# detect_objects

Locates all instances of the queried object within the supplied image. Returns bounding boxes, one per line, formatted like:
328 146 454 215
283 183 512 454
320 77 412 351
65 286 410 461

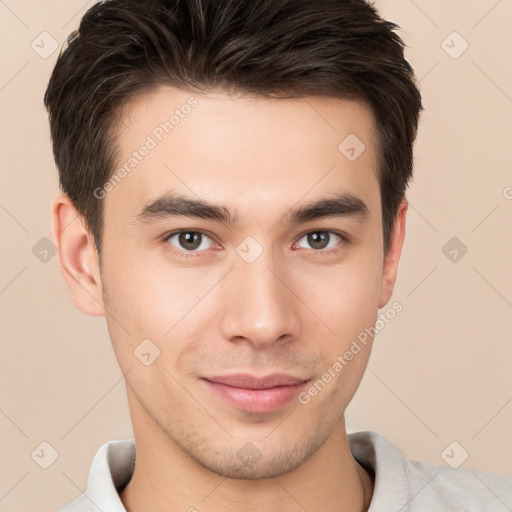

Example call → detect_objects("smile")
201 373 311 413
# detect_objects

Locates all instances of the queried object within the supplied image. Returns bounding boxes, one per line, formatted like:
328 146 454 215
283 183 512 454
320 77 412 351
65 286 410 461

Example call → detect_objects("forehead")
105 86 381 227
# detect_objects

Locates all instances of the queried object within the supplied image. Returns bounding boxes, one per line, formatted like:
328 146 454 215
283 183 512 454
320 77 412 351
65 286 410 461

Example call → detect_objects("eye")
294 231 344 252
163 229 346 257
164 230 216 254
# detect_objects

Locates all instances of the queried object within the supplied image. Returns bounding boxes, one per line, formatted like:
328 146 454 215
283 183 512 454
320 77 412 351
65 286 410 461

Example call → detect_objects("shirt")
59 430 512 511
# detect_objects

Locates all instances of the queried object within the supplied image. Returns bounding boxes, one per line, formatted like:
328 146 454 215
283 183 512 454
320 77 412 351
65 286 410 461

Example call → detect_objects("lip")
201 373 310 413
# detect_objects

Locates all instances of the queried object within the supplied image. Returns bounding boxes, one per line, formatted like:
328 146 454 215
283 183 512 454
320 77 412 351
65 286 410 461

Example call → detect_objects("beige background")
1 1 511 510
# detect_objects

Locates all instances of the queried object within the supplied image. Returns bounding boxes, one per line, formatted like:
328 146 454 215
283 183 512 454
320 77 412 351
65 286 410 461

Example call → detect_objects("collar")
64 430 410 511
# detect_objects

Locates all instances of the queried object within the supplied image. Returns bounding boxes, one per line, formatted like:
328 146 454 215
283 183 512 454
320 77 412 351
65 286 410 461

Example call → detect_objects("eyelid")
296 228 350 244
162 228 349 257
293 230 347 253
162 228 218 257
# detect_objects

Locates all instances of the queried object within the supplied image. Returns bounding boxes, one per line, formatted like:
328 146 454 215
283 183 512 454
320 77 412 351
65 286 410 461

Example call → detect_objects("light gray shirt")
60 431 512 511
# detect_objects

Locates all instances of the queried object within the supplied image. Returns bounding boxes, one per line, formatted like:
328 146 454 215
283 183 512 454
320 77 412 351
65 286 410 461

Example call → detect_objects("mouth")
200 373 311 413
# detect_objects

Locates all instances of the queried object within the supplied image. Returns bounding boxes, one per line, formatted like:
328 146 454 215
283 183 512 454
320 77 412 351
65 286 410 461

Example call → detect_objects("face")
94 87 399 478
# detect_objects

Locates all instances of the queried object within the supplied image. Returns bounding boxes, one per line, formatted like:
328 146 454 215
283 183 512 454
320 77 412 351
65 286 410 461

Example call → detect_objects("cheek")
101 230 383 361
298 252 383 343
102 246 213 332
101 254 230 382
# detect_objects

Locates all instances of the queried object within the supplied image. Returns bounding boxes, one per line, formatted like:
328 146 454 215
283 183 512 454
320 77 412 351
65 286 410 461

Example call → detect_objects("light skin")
51 86 407 512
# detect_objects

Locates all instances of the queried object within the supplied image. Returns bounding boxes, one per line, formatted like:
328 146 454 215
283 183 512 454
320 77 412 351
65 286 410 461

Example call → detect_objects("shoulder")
348 430 512 511
403 456 512 510
58 439 135 512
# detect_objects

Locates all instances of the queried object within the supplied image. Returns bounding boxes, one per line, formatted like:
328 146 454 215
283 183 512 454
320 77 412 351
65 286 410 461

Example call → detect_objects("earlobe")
51 192 106 317
378 198 408 309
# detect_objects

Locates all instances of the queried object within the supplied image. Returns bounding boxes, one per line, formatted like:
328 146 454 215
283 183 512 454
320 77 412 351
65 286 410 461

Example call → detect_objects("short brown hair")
44 0 423 260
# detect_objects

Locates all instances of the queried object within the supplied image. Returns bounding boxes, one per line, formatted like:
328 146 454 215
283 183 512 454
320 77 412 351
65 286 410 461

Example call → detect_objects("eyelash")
162 229 348 258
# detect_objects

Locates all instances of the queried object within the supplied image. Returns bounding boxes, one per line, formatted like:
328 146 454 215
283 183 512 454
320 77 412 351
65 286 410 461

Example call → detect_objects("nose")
219 249 301 349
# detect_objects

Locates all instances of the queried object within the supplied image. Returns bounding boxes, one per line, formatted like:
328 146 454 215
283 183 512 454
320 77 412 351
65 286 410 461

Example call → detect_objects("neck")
120 389 373 512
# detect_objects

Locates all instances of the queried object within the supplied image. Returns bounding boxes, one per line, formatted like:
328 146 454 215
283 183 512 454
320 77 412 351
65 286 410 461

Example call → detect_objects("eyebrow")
135 190 369 227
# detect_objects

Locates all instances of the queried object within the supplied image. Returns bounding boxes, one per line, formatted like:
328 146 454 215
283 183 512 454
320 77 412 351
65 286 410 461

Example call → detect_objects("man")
46 0 512 510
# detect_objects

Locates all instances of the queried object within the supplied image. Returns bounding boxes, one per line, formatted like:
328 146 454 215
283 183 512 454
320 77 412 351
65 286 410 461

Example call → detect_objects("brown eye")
165 231 214 253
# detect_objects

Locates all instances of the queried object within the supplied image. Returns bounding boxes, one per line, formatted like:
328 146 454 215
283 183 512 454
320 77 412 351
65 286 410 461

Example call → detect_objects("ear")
378 197 408 309
50 192 105 316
